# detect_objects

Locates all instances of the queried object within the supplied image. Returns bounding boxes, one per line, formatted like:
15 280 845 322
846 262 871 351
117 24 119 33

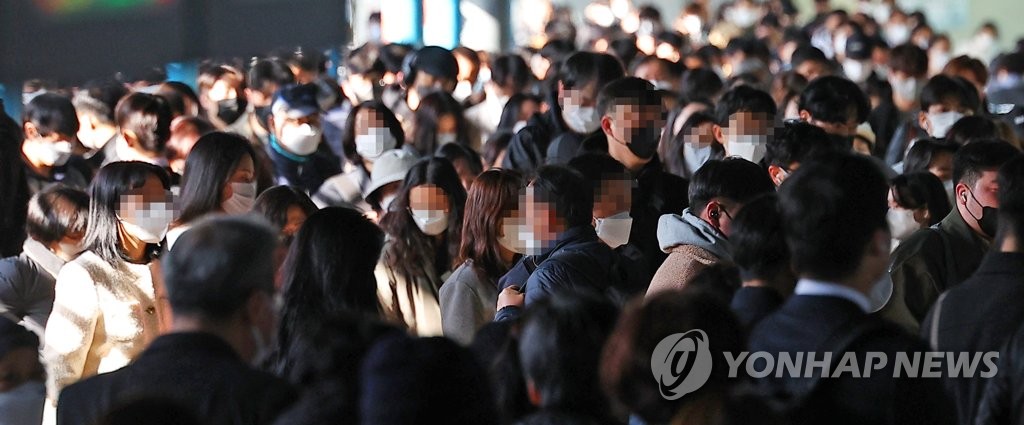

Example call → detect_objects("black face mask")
624 126 660 159
216 98 247 124
967 190 999 238
254 106 272 130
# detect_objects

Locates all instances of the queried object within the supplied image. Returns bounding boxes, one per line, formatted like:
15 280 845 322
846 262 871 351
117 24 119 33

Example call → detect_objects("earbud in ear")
710 210 720 219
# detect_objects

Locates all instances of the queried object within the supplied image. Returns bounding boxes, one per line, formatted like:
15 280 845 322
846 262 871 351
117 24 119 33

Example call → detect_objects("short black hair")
74 79 129 125
765 121 838 168
25 184 89 245
568 153 629 195
714 85 776 126
531 165 593 228
344 44 386 76
115 92 172 155
891 172 951 227
23 93 79 137
946 115 999 147
724 37 771 64
779 153 888 281
688 158 775 213
163 215 277 321
490 54 532 93
904 139 958 177
790 45 829 69
798 76 870 124
519 291 619 415
919 75 980 113
889 43 929 77
596 77 661 117
731 194 788 281
680 68 724 103
559 52 625 91
953 139 1020 186
248 58 295 92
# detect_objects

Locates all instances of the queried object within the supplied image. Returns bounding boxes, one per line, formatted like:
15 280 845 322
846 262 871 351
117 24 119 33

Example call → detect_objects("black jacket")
501 91 596 175
749 294 955 425
730 286 784 329
57 332 297 425
628 156 689 272
266 136 341 194
976 319 1024 425
921 252 1024 425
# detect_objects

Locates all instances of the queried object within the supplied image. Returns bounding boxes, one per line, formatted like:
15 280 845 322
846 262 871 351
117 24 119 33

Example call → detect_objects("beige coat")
646 245 721 297
42 251 163 400
375 249 446 337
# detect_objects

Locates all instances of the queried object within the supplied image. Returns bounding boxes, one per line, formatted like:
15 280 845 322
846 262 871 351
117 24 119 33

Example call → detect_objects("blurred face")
525 186 561 248
888 188 930 227
221 155 256 200
207 78 242 104
928 150 954 182
409 184 450 213
593 178 632 220
283 205 308 237
519 99 540 121
271 112 321 141
634 62 674 91
21 125 76 168
436 114 458 135
796 60 828 82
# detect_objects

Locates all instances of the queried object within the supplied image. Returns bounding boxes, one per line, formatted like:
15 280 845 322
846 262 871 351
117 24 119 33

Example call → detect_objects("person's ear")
557 81 566 100
798 109 812 123
956 182 969 206
768 165 785 187
600 114 615 137
713 124 725 144
704 200 722 228
23 122 40 140
122 129 138 148
918 111 930 135
526 380 543 407
916 207 931 224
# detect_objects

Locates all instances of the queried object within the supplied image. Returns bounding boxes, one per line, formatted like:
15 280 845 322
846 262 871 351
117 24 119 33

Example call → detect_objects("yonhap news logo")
651 329 1000 400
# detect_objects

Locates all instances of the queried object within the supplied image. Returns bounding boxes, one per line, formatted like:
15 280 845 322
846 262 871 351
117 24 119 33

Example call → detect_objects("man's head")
689 158 775 237
798 76 870 137
953 139 1021 239
21 93 79 169
917 75 979 139
558 52 625 135
73 80 128 151
887 43 929 110
526 165 593 252
713 85 776 163
596 77 666 172
269 84 323 157
26 185 89 261
246 58 295 127
197 64 247 127
404 46 459 110
730 194 793 292
765 121 839 186
162 215 279 362
114 92 172 163
569 154 633 248
632 56 680 92
791 45 831 82
995 155 1024 248
779 153 889 289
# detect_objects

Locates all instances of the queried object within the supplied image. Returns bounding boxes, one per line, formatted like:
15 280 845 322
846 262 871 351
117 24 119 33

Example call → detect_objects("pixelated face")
409 184 450 213
117 174 174 222
594 178 632 219
283 205 308 237
612 103 666 137
562 80 600 109
524 186 560 249
685 121 716 148
208 78 242 103
355 108 388 136
725 111 771 139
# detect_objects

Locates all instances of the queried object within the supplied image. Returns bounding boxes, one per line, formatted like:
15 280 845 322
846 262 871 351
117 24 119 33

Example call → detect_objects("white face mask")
890 76 922 102
410 208 449 236
223 181 257 215
498 219 527 255
27 140 73 167
436 132 458 147
279 123 323 156
595 211 633 249
927 111 964 138
843 60 871 83
886 24 911 46
562 104 601 134
726 6 761 28
726 135 768 163
355 127 397 160
930 51 952 73
649 80 674 91
119 201 175 244
833 33 849 58
887 207 922 241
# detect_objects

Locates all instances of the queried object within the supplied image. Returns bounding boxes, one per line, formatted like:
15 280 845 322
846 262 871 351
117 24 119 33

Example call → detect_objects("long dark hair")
458 169 523 282
176 132 255 226
412 92 471 156
278 207 385 365
85 161 171 264
380 157 466 309
661 111 718 178
0 103 28 257
341 101 405 167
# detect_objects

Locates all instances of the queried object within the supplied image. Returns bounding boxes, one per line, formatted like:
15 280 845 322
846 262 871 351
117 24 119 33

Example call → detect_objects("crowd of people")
3 0 1024 424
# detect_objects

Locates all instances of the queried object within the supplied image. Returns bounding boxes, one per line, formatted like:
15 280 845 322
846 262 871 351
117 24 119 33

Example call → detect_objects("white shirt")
794 278 872 313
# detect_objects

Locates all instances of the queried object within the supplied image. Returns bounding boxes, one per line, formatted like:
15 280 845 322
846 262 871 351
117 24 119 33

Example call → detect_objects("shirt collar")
269 135 310 163
794 278 872 313
21 239 66 278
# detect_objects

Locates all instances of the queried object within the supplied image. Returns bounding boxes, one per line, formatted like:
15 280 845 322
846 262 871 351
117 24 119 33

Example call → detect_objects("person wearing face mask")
464 54 532 146
887 74 979 166
584 78 690 274
410 92 473 155
986 52 1024 140
841 32 878 86
887 173 951 251
73 80 129 172
21 93 92 195
376 158 466 336
265 84 340 194
0 186 89 339
381 46 459 130
55 216 297 425
439 169 522 345
569 154 653 298
502 52 625 174
662 112 722 180
341 44 386 106
239 58 295 147
314 102 406 210
713 86 777 165
165 133 258 250
494 166 624 322
882 44 930 163
647 158 774 298
197 65 250 131
43 162 174 405
881 140 1020 333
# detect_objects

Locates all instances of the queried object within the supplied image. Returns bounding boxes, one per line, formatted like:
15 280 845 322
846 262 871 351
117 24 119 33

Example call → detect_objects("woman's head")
412 92 470 156
281 207 385 324
85 161 172 264
177 132 257 225
253 185 318 242
496 93 542 133
903 139 958 182
458 169 523 281
888 172 951 240
662 111 718 178
436 143 484 190
342 101 405 168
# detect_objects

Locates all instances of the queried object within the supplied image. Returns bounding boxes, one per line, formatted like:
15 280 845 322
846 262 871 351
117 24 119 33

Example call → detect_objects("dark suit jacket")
749 294 955 425
921 252 1024 425
57 332 296 425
